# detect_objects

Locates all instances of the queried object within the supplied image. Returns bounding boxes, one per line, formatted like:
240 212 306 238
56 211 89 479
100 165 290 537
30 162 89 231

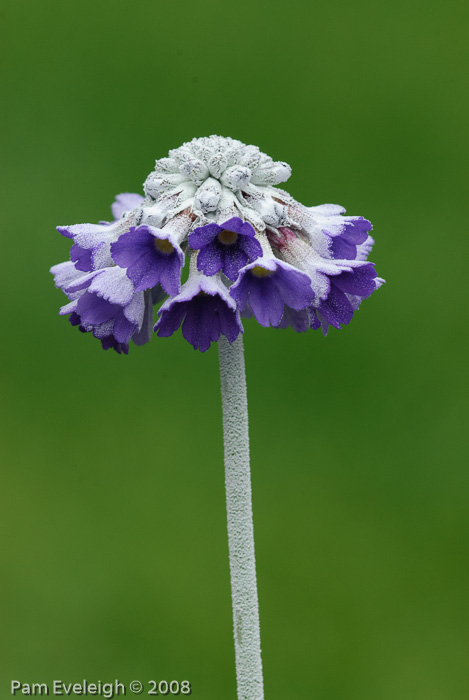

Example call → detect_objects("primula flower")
51 135 384 352
110 223 185 296
230 254 315 327
155 258 243 352
188 217 262 281
52 264 154 354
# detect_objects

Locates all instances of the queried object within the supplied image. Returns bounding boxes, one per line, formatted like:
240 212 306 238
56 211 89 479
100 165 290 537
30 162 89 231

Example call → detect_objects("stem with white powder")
218 334 264 700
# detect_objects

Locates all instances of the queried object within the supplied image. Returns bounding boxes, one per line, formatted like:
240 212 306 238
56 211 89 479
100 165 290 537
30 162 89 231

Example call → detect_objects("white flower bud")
208 153 228 179
144 173 186 198
179 158 210 184
155 157 179 173
251 162 291 185
138 204 166 228
252 198 288 227
221 166 252 191
240 146 261 171
194 177 222 213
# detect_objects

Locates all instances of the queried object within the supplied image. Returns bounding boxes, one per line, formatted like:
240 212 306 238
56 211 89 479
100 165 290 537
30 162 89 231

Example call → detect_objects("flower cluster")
51 136 384 353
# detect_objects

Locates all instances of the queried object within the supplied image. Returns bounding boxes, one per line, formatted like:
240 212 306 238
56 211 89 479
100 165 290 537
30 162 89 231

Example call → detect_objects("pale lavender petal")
88 267 135 305
59 300 78 316
51 261 88 291
123 290 145 326
356 235 375 261
64 269 104 294
77 294 120 325
111 193 144 220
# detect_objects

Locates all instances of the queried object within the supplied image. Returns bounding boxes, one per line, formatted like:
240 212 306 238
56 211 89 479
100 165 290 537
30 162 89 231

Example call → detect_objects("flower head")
51 135 384 352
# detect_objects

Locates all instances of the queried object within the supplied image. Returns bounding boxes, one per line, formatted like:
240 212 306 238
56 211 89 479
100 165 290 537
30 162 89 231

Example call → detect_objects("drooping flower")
110 213 190 296
51 262 154 354
155 257 243 352
229 235 315 328
269 224 383 334
51 135 384 352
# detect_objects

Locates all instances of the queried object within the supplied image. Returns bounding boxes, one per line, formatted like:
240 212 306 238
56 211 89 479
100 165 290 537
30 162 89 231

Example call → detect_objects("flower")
51 135 384 353
188 217 262 281
51 263 154 354
110 222 186 296
229 244 315 328
155 258 243 352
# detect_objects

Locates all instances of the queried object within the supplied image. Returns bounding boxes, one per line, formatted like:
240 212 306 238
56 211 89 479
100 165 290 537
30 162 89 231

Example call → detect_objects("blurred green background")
1 0 468 697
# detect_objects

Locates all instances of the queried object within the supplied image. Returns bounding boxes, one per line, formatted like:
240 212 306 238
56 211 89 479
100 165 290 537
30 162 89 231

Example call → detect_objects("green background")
1 0 468 698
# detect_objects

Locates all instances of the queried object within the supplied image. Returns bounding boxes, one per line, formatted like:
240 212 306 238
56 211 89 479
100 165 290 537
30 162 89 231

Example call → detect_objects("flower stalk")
218 335 264 700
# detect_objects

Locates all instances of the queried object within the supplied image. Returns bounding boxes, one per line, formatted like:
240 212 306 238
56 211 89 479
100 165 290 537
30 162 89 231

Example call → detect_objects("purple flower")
329 217 373 260
51 260 89 295
58 266 153 352
155 266 243 352
309 263 383 334
229 257 315 328
270 226 382 333
188 217 262 281
111 225 184 296
57 193 144 273
286 205 373 261
51 193 165 354
57 222 117 272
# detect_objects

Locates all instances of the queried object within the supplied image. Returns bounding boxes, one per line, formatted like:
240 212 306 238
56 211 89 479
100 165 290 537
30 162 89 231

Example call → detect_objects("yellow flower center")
251 265 274 278
155 238 175 254
217 229 238 246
